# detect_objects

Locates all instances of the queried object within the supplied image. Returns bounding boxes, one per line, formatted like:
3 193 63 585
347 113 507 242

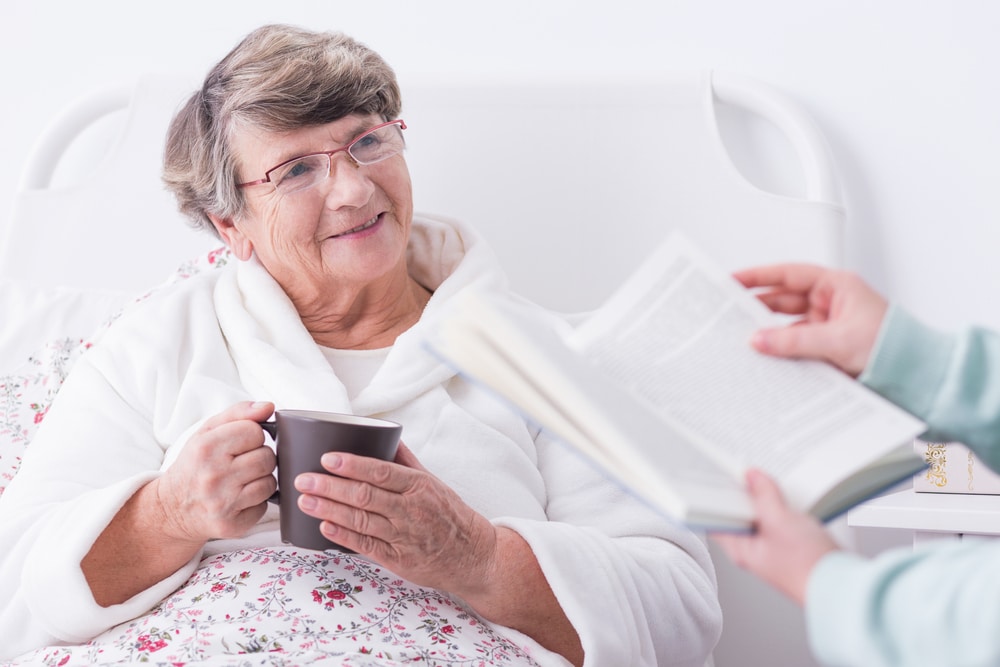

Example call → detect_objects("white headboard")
0 70 843 312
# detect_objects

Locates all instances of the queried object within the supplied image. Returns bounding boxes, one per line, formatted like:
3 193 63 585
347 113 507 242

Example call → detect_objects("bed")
0 70 844 665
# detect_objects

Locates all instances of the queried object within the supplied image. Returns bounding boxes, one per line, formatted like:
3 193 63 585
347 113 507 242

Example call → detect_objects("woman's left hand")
295 442 584 664
293 442 499 594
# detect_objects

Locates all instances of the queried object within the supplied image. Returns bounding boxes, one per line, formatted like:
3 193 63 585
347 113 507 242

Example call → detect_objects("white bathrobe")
0 215 721 665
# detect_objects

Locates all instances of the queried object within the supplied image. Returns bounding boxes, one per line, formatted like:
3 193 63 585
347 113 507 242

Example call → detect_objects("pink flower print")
207 247 230 266
136 633 168 652
31 403 49 424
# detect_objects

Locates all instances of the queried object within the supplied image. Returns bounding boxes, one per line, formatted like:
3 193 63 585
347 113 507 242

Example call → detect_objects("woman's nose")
321 154 374 208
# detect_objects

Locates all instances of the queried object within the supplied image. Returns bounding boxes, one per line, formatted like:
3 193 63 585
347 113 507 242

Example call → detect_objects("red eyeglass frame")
236 119 407 189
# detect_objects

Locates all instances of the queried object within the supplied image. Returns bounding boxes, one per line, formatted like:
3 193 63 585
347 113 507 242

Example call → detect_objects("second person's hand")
733 263 889 376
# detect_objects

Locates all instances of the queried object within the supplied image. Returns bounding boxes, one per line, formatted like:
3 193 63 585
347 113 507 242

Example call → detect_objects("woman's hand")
155 401 277 543
711 469 840 605
733 263 888 377
84 401 277 606
294 443 585 664
294 442 498 593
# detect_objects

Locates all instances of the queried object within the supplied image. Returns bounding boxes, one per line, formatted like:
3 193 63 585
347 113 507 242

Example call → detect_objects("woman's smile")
328 213 382 239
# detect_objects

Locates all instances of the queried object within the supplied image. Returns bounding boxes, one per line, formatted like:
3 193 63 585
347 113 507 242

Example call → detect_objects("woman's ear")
208 213 253 261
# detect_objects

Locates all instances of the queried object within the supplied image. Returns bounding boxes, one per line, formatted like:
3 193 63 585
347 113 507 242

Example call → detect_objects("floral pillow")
0 246 231 496
0 336 91 495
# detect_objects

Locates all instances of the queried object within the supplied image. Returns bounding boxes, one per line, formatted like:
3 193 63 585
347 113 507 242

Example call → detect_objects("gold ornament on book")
923 442 948 487
968 449 976 492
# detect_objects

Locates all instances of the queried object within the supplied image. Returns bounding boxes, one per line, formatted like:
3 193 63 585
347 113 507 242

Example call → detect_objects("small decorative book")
913 439 1000 495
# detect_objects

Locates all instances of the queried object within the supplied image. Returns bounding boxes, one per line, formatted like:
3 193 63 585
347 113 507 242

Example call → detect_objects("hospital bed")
0 70 843 666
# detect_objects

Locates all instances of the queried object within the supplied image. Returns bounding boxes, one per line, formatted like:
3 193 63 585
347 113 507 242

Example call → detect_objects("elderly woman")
0 24 721 666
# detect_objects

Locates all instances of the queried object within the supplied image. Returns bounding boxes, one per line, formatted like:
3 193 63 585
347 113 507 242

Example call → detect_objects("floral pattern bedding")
0 247 547 667
6 548 543 666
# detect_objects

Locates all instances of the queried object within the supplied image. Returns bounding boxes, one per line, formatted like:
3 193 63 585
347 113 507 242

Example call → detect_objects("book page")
567 232 926 509
429 291 754 527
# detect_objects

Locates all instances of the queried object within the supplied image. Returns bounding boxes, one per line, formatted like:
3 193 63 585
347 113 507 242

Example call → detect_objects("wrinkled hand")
711 469 839 605
294 442 499 595
733 263 888 376
155 401 277 543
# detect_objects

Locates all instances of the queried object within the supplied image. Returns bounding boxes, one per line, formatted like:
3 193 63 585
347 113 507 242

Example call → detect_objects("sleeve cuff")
859 305 955 420
493 516 721 667
22 473 203 642
805 550 872 664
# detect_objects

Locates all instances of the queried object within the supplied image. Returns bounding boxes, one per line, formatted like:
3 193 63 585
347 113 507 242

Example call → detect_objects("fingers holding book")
733 263 889 377
710 468 840 606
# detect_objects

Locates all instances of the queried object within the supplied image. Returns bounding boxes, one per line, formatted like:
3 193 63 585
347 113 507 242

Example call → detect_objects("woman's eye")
272 158 323 190
353 134 382 157
283 160 315 181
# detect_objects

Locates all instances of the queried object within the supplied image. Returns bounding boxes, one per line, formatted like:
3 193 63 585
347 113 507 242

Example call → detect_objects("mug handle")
259 420 280 504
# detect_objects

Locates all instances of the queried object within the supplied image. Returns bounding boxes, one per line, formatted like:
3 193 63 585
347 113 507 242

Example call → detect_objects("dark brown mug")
260 409 402 551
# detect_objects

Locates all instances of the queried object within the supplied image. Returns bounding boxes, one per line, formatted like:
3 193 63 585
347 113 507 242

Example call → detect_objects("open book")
427 233 927 530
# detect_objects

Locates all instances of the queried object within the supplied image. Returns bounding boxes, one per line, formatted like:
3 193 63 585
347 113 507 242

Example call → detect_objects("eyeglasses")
237 119 407 195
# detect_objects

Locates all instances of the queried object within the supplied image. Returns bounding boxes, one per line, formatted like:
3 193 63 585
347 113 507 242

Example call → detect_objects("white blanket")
0 215 721 665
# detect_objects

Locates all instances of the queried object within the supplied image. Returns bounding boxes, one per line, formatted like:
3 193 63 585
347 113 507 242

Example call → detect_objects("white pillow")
0 280 130 375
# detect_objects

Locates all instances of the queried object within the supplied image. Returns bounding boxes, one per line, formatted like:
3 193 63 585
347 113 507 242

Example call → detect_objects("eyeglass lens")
270 124 405 194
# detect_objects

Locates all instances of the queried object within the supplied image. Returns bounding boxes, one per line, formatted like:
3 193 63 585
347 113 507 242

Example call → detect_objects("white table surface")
848 488 1000 536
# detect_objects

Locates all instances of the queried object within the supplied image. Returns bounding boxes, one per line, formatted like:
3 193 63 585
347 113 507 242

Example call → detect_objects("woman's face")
213 114 414 304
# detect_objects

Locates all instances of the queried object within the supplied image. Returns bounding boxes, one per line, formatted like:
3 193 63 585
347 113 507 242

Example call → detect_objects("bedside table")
848 487 1000 547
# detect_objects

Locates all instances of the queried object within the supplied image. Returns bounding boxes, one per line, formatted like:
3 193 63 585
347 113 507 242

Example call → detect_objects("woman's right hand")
154 401 277 543
83 401 278 607
733 263 888 377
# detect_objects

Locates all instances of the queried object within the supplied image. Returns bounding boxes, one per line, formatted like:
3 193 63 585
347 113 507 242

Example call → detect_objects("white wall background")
3 2 999 665
5 1 1000 331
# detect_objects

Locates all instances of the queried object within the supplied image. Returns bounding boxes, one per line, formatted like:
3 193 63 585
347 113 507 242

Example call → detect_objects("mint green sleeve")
807 540 1000 666
860 305 1000 471
805 305 1000 666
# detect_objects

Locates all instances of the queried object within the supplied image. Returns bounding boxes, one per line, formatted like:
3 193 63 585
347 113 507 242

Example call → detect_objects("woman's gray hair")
163 24 402 234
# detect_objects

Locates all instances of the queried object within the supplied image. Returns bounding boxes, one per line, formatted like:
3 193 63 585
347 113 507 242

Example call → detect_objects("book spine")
913 439 1000 495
